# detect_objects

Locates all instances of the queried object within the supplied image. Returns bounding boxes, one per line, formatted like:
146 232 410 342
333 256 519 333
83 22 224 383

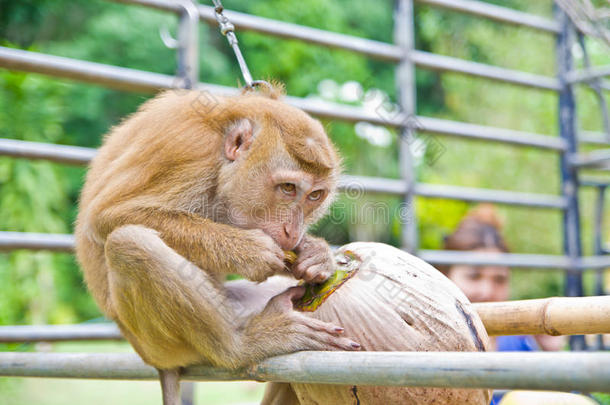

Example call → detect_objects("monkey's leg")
104 224 247 370
105 225 357 371
158 368 181 405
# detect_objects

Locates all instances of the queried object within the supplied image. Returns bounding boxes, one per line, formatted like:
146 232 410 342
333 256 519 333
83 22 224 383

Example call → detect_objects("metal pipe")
555 6 585 350
111 0 403 62
0 125 571 163
567 64 610 84
0 232 74 252
0 138 96 165
112 0 562 63
1 351 609 392
410 50 561 91
575 33 610 143
414 183 567 209
395 0 418 253
175 0 199 89
0 324 122 343
113 0 562 91
419 249 610 270
342 175 567 209
414 0 560 33
0 139 571 208
0 137 572 207
580 130 610 145
0 48 569 151
339 175 407 195
0 46 175 93
416 116 567 150
4 230 609 269
570 149 610 169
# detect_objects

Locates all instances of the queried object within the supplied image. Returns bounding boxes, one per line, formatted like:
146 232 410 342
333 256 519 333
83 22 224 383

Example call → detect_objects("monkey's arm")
95 203 285 281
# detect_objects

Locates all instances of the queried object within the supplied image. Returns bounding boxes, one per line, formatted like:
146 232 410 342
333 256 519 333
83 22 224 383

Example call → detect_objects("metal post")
180 381 195 405
593 185 607 350
176 0 199 89
394 0 419 253
555 4 585 350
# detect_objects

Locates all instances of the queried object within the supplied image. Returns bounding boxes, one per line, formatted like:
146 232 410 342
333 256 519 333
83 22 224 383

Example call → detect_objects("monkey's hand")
291 235 334 283
237 229 286 282
242 286 361 357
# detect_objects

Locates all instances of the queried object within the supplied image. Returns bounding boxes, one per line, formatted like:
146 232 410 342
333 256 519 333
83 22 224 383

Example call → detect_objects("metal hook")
250 80 273 92
159 24 179 49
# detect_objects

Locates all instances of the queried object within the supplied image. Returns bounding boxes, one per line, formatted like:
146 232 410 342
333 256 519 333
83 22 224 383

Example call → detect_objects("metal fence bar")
414 183 567 209
111 0 404 62
416 116 567 150
410 50 560 91
0 324 122 342
555 6 586 351
0 232 74 252
339 175 407 195
0 46 177 94
0 125 569 160
570 149 610 169
414 0 560 33
0 139 571 208
175 0 199 89
0 48 572 151
114 0 562 91
342 175 567 210
1 351 609 392
4 230 609 269
0 138 96 165
419 249 610 270
580 130 610 145
395 0 419 253
567 65 610 84
0 139 570 208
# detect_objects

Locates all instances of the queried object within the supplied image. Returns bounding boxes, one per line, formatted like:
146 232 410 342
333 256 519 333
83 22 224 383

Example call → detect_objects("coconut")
262 242 491 405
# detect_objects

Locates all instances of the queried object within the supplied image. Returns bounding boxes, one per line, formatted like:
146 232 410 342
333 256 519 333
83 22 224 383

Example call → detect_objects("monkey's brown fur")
75 89 359 371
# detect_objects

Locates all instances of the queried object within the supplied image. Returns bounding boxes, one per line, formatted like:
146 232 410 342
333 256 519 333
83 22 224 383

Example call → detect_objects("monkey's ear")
224 119 254 161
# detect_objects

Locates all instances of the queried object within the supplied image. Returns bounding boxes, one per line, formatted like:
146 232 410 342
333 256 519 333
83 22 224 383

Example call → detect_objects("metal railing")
0 0 609 287
2 351 610 392
1 0 610 394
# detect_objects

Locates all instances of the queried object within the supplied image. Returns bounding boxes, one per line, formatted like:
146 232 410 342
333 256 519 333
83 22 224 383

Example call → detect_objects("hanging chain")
212 0 270 90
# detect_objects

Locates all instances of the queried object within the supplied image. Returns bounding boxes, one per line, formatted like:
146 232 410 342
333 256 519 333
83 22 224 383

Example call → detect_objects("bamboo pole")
0 297 608 342
474 296 610 336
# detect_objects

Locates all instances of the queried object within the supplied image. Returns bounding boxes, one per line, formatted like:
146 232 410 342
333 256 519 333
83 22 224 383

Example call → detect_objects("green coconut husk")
293 250 361 312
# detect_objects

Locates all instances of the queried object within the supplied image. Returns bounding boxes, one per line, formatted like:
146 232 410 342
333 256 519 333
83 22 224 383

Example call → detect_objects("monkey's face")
217 116 339 251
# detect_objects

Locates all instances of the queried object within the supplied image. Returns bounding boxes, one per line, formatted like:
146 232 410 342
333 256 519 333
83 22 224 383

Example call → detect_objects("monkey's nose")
281 223 300 250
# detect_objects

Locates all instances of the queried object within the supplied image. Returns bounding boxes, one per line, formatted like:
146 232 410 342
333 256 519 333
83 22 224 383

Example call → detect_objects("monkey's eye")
307 190 324 201
279 183 297 196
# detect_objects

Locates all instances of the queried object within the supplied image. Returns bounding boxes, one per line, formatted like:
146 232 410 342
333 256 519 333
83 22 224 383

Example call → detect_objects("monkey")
74 88 361 402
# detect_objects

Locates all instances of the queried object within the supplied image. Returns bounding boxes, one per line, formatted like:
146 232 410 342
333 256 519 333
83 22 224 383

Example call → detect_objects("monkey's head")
215 95 341 250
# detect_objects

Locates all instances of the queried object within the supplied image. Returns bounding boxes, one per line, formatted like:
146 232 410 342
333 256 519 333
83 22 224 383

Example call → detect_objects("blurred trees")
0 0 608 325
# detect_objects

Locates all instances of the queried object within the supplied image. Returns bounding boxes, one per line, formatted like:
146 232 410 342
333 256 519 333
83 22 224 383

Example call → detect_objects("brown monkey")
74 89 360 392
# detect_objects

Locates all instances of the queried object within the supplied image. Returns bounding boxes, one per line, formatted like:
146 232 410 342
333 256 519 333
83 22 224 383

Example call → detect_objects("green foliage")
0 70 100 325
1 0 609 327
593 393 610 405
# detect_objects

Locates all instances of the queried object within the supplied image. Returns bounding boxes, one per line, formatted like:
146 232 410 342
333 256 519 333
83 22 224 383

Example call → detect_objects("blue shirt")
491 336 539 405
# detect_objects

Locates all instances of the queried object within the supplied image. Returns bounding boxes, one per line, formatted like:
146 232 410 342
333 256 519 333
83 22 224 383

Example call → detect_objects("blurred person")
438 204 565 404
439 204 564 351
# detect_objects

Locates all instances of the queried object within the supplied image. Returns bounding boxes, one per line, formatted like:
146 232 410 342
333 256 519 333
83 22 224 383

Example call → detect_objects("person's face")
446 249 510 303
